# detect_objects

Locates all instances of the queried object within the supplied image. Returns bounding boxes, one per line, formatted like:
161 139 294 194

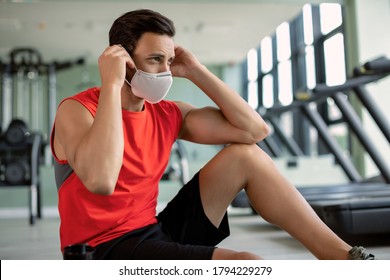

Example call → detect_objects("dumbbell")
5 119 30 146
4 159 30 185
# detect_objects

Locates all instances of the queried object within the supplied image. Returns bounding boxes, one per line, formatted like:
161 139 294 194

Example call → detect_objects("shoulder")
63 87 99 103
58 87 100 117
172 101 195 120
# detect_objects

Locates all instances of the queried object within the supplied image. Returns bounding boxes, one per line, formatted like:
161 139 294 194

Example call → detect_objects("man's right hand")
98 45 135 89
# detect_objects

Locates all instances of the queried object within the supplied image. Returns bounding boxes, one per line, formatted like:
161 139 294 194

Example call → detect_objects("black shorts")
93 172 230 260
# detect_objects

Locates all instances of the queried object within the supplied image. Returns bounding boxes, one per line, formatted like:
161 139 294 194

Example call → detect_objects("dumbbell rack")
0 134 43 225
1 47 83 225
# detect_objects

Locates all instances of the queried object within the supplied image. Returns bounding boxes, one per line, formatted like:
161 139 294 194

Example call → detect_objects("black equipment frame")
257 56 390 235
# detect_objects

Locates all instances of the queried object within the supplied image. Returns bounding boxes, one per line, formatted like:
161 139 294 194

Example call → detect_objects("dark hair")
109 9 176 55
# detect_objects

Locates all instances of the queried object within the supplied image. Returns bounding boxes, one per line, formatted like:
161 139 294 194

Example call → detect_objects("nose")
160 63 170 72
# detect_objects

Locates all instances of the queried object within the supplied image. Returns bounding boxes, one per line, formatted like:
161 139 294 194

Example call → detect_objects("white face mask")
125 68 173 104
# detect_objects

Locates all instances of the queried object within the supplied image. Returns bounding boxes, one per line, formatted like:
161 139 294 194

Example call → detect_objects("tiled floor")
0 207 389 260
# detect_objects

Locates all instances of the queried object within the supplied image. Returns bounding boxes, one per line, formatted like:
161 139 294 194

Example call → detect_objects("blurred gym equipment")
161 140 190 185
234 56 390 235
0 48 84 224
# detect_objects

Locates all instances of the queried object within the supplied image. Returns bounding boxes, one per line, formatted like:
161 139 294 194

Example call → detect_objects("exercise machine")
233 56 390 235
0 48 84 224
296 56 390 235
0 119 44 224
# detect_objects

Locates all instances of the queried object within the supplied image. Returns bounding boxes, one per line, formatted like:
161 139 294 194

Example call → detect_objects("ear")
125 64 137 82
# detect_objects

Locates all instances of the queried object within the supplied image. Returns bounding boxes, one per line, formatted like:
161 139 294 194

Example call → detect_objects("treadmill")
295 56 390 235
233 56 390 235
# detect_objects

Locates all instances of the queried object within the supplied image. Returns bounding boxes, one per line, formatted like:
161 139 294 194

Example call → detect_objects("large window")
246 48 259 109
244 3 347 155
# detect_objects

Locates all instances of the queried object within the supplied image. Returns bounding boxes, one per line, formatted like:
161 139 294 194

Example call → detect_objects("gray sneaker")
348 246 375 260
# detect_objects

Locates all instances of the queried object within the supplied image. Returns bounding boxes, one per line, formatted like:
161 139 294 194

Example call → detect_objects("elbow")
71 151 122 195
250 122 271 144
261 122 271 140
84 176 117 196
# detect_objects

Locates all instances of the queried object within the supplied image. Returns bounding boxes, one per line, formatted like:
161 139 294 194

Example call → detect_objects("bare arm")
172 46 270 144
53 45 132 195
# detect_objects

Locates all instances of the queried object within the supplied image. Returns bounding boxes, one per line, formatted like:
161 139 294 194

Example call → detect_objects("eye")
150 56 161 63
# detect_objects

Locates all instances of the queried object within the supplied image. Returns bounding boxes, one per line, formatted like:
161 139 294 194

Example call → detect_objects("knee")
224 143 269 164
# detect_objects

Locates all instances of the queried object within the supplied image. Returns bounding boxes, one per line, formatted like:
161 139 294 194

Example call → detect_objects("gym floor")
1 206 390 260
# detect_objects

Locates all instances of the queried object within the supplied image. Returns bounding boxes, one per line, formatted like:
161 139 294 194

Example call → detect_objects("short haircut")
109 9 176 55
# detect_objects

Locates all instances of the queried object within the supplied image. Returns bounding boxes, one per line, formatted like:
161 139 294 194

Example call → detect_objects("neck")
121 87 145 112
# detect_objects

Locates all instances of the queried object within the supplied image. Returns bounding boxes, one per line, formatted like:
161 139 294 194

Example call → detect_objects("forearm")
73 85 124 194
188 64 269 142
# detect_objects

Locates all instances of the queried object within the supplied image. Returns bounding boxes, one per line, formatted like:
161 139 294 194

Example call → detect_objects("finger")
111 45 131 57
174 45 184 55
114 46 135 69
102 44 123 55
126 59 136 69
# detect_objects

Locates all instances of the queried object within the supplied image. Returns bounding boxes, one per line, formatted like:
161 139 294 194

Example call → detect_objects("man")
51 9 374 260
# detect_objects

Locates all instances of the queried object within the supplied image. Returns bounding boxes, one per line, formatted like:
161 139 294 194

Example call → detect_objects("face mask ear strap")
127 64 138 86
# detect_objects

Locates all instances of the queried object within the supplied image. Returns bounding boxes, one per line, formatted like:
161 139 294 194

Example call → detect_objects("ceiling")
0 0 340 66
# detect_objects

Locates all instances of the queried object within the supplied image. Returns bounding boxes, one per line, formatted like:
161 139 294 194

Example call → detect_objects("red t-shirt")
51 87 182 250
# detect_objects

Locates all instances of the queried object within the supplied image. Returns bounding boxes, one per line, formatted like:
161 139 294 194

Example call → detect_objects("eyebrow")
148 53 175 60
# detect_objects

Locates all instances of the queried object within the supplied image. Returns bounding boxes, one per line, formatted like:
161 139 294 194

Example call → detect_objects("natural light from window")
324 33 346 86
320 3 343 35
247 48 259 109
251 3 346 107
262 74 274 108
276 22 293 105
260 36 273 73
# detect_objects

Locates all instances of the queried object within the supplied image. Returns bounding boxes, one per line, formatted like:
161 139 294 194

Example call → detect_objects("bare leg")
212 248 262 260
199 144 351 259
